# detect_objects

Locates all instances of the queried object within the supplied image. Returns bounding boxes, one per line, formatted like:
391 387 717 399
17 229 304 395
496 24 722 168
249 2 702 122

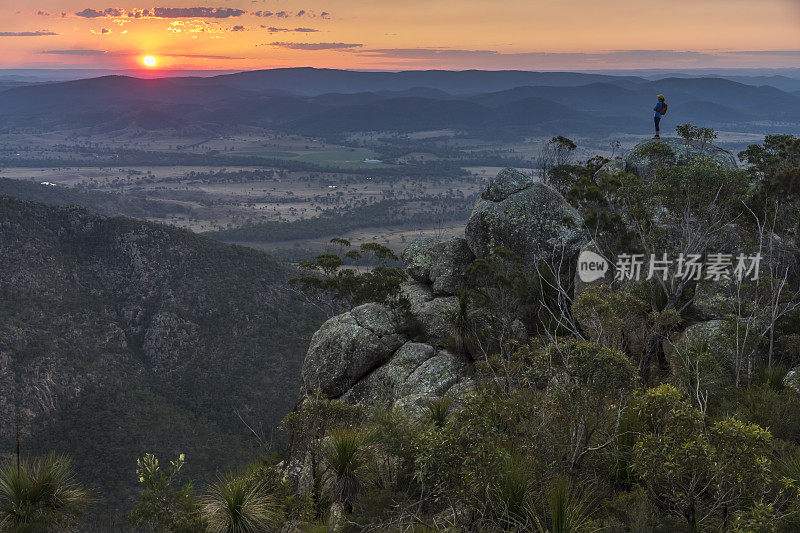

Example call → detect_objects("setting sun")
142 55 157 67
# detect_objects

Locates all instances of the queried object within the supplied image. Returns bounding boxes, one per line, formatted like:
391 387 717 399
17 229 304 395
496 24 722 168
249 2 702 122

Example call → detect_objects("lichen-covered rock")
624 138 737 180
482 167 537 202
399 351 468 397
594 157 626 180
400 280 433 307
410 295 459 342
784 367 800 395
667 319 740 373
401 236 473 293
302 303 406 397
445 379 476 405
465 168 586 266
432 274 463 296
392 392 439 419
430 237 473 277
401 237 438 282
342 342 435 407
393 379 475 419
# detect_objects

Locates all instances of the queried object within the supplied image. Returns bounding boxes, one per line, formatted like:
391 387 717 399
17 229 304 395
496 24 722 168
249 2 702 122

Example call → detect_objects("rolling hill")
1 67 798 138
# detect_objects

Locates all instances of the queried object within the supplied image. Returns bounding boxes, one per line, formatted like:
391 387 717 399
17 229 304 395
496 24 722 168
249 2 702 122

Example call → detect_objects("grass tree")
321 428 371 525
0 453 91 531
202 475 282 533
536 476 597 533
488 453 536 528
424 397 452 429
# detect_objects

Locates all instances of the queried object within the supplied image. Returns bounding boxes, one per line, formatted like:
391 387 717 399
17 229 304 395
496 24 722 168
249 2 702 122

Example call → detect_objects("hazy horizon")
2 66 800 84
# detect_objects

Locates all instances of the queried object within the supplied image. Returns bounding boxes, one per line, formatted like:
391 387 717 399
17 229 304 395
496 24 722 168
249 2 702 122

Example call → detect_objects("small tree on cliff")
676 123 717 160
289 239 406 317
539 136 577 185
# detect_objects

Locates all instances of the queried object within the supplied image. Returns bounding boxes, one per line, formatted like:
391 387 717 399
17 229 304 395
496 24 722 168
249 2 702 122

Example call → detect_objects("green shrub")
129 453 204 532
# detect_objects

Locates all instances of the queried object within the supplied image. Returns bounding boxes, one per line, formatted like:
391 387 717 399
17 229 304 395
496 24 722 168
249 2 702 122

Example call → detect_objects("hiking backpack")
658 102 668 115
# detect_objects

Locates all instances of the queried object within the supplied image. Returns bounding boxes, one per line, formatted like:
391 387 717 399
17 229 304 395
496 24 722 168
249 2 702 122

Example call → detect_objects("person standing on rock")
653 94 667 138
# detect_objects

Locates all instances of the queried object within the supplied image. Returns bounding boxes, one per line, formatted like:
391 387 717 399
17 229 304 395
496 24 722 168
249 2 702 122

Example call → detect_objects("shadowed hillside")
0 195 325 515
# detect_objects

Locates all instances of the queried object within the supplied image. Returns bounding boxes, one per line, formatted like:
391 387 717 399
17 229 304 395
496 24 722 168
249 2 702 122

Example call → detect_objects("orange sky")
1 0 799 70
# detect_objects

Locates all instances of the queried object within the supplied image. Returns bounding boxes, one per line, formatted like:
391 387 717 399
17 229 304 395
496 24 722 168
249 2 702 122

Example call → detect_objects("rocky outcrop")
609 138 738 180
301 282 470 407
401 236 474 295
784 368 800 395
300 232 482 409
302 303 406 398
666 319 741 374
465 167 586 266
399 351 468 397
298 166 597 413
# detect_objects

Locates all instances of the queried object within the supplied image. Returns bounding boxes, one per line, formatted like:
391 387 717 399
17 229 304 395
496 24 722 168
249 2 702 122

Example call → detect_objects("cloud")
252 9 320 18
41 49 111 55
357 48 498 58
73 6 247 19
74 8 121 18
39 49 244 59
266 27 319 33
167 19 225 34
36 10 50 16
231 25 246 31
152 7 246 18
0 30 58 36
166 52 244 59
74 8 103 17
267 41 362 50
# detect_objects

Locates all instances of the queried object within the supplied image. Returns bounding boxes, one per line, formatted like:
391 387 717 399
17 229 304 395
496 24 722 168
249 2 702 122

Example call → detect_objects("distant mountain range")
1 67 798 138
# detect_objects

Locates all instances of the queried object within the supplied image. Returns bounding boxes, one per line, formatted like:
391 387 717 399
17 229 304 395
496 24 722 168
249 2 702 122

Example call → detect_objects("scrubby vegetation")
206 196 477 244
11 132 800 531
